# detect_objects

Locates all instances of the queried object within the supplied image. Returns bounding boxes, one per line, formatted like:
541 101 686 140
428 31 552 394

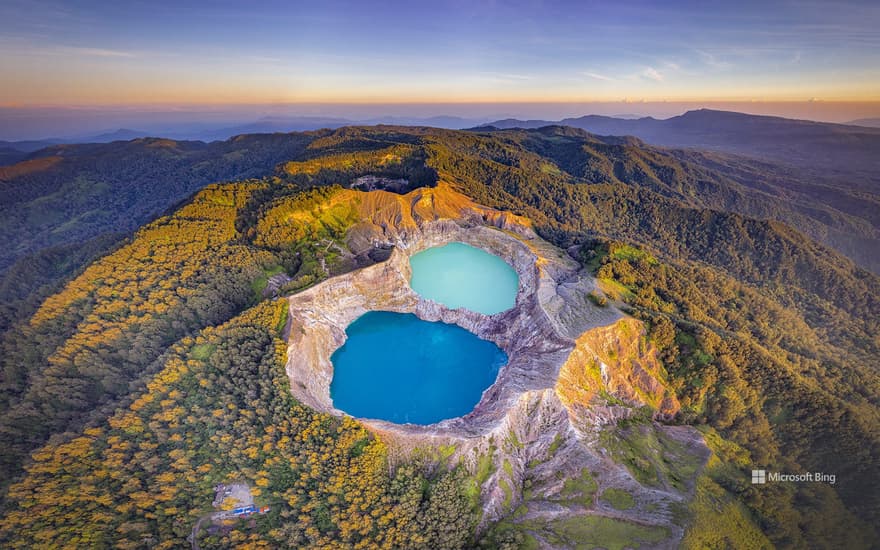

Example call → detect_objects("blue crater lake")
330 311 507 424
409 242 519 315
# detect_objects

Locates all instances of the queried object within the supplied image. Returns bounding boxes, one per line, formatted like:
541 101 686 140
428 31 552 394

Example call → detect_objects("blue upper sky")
1 0 877 107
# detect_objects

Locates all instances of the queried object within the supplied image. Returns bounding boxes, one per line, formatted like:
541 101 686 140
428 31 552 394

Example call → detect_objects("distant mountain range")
0 115 489 158
848 118 880 128
0 129 152 153
6 110 878 190
480 109 880 188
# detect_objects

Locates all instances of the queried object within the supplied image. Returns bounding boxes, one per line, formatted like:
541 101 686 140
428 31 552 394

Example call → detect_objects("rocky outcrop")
281 183 706 547
557 318 680 432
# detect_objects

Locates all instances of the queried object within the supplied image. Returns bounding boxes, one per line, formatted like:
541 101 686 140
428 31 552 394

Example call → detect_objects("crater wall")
281 184 704 544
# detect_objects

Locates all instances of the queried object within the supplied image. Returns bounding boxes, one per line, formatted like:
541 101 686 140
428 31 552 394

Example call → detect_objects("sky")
1 0 879 137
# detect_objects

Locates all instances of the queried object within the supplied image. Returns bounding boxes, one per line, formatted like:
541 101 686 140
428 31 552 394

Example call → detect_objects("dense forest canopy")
0 125 877 548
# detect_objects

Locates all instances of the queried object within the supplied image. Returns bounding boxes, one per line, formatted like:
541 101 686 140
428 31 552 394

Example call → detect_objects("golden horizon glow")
1 0 878 130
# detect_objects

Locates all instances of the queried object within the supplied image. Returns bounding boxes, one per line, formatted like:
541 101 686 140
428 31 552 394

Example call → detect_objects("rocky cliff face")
557 318 680 430
282 183 707 548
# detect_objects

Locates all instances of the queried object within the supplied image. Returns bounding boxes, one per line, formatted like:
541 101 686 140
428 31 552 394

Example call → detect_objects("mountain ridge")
483 109 880 188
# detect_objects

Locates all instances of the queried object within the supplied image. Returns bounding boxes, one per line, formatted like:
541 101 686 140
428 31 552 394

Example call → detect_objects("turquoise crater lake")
409 242 519 315
330 311 507 424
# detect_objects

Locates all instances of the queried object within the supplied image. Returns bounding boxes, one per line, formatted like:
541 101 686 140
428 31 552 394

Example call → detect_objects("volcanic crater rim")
282 216 620 439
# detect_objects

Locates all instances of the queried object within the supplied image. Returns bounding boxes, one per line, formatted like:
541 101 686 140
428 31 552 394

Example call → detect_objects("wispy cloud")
54 46 135 58
583 71 615 81
640 67 664 81
695 49 732 69
239 54 284 64
0 37 138 58
478 71 532 83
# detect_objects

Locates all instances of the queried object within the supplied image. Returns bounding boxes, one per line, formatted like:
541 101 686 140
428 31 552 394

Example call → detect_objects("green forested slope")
0 126 877 547
0 133 319 273
2 302 476 549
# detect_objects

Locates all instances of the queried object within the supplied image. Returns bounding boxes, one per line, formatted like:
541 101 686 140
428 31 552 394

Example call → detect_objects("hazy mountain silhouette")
847 118 880 128
484 109 880 188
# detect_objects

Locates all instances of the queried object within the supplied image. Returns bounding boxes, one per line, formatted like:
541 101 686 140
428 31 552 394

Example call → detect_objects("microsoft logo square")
752 469 766 484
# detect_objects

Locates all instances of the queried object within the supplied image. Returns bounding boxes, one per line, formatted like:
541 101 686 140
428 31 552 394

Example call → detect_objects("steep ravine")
281 184 709 548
